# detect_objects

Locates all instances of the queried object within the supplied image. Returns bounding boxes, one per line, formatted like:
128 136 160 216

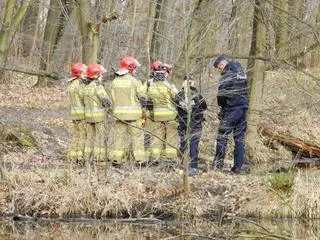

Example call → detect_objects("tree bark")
144 0 155 76
287 0 305 66
245 0 266 161
0 0 31 66
313 2 320 67
21 0 40 57
274 0 289 57
38 0 73 86
76 0 118 65
150 0 168 62
228 0 239 53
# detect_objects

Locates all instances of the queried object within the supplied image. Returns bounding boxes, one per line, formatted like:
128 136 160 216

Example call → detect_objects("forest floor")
0 80 320 230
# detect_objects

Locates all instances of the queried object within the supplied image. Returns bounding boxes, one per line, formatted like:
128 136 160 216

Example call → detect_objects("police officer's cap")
213 54 226 68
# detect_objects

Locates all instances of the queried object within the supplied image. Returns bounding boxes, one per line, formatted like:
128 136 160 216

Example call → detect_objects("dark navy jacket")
217 61 249 109
174 87 207 128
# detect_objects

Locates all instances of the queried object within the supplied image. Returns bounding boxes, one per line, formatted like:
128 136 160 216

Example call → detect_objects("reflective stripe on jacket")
81 80 109 123
111 74 146 121
147 80 178 121
66 78 85 120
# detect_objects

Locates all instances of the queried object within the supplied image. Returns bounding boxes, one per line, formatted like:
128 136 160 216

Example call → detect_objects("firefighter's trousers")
150 120 178 160
109 120 145 164
144 117 153 159
68 119 86 162
84 121 106 163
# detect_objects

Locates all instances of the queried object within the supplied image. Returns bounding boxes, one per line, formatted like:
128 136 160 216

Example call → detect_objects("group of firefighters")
66 55 248 176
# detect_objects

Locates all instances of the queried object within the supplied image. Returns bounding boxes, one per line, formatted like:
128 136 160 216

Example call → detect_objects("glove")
101 98 111 108
141 111 147 120
141 111 147 127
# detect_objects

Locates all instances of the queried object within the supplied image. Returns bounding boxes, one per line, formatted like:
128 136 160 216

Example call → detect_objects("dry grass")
0 164 297 221
2 166 182 219
292 170 320 219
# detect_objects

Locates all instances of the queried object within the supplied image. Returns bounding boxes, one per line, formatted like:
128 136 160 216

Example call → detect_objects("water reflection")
0 218 320 239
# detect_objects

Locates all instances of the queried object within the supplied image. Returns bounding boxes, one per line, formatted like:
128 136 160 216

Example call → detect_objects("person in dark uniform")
174 77 207 176
213 55 249 174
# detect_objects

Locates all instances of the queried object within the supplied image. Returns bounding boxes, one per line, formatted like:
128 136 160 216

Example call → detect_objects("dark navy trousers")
178 123 202 169
214 108 247 169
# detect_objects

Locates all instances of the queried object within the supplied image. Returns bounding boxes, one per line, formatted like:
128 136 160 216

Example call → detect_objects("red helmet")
160 63 172 74
151 61 172 73
87 64 103 79
117 56 140 75
71 63 87 78
151 60 162 71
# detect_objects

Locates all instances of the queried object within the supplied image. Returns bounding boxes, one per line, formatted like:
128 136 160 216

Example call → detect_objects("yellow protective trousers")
67 120 86 162
150 120 178 160
143 116 153 159
84 121 106 163
109 120 145 164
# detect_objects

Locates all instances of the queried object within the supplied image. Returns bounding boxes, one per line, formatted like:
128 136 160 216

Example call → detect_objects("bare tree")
0 0 31 67
245 0 266 161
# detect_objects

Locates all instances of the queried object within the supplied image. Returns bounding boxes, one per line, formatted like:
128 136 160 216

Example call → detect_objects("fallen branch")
261 127 320 158
2 67 60 80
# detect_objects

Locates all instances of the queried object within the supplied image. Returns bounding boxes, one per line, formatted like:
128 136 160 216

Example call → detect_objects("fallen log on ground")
261 127 320 158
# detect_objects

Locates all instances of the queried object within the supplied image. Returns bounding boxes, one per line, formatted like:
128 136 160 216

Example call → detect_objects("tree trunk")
312 2 320 67
144 0 156 76
51 9 77 71
38 0 73 86
228 0 239 53
76 0 118 65
38 0 61 85
274 0 288 57
0 32 10 65
76 0 100 64
288 0 306 66
181 0 190 198
150 0 169 62
245 0 266 161
21 0 40 57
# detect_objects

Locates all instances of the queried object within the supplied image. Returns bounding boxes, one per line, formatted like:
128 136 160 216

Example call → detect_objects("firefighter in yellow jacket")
82 63 111 164
147 62 179 161
66 63 87 163
142 61 162 160
109 56 147 164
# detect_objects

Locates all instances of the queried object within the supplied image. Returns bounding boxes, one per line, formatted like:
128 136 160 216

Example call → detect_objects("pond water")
0 217 319 239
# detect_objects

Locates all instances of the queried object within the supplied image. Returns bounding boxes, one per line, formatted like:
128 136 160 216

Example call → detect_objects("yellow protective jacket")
147 80 178 121
111 73 146 121
66 78 85 120
81 80 109 123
